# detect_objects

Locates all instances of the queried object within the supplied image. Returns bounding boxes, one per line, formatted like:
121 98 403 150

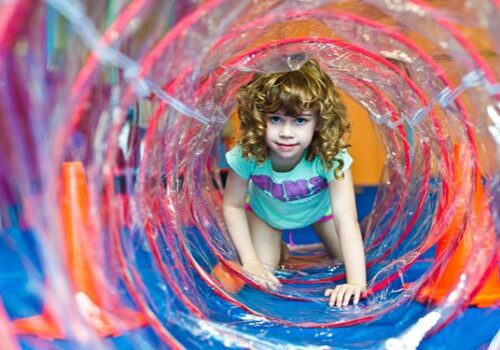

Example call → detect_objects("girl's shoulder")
225 144 243 159
226 145 257 163
225 145 258 179
312 149 353 181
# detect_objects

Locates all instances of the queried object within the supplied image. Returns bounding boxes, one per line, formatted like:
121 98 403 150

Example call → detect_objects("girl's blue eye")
295 117 307 125
269 116 282 124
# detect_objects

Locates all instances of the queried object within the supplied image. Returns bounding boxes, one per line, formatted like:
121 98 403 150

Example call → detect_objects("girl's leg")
311 218 342 259
247 211 282 270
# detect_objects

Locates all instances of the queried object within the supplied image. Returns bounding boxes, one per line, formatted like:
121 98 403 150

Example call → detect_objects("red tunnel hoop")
126 7 496 328
67 4 487 266
135 38 445 327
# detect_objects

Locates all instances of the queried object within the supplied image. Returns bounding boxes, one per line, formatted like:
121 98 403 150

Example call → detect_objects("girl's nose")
279 122 294 137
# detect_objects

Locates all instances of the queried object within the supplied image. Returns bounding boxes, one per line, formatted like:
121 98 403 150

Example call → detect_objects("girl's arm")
222 170 280 288
325 169 367 306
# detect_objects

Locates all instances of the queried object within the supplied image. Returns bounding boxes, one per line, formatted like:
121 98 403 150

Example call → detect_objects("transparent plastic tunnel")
0 0 499 349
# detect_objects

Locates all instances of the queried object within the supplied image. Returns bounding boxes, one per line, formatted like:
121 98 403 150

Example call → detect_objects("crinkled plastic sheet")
0 0 499 349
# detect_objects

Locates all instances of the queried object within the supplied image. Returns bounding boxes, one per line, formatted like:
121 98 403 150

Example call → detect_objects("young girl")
222 58 366 307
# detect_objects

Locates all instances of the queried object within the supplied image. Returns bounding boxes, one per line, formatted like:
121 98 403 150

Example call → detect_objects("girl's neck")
270 150 306 172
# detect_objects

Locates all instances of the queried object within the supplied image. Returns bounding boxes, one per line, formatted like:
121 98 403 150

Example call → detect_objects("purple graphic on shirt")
252 175 271 192
250 175 328 201
271 182 285 200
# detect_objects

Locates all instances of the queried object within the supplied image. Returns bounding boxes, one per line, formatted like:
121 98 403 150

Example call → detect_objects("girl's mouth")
276 143 298 151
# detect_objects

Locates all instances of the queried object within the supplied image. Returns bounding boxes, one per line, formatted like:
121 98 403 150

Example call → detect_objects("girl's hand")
324 283 365 307
242 260 281 290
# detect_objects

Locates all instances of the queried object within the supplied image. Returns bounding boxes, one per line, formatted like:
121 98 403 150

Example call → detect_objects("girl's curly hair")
236 58 351 179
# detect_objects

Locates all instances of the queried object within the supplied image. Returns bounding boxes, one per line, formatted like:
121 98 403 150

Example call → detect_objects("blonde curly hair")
236 58 351 180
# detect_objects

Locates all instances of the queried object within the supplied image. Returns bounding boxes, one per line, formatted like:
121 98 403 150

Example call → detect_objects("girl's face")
264 109 317 171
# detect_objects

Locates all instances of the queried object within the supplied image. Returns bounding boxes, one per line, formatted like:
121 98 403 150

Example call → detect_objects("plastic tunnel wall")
0 0 499 349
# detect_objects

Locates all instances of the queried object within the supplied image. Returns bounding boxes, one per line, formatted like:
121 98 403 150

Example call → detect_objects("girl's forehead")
269 109 315 117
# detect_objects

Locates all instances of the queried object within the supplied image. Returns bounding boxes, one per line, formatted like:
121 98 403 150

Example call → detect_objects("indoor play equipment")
0 0 498 349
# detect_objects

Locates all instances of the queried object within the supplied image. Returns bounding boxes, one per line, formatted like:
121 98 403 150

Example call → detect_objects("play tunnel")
0 0 499 349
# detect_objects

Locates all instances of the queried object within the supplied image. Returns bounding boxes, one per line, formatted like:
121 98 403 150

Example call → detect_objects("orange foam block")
418 155 499 308
12 162 147 338
212 262 246 294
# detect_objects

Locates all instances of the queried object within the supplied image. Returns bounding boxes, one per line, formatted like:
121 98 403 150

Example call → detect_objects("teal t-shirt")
225 145 353 230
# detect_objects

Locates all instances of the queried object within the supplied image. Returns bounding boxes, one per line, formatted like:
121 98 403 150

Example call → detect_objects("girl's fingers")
261 276 277 290
353 290 361 305
330 286 345 307
335 286 347 307
267 272 280 284
268 275 281 290
326 285 365 307
328 288 339 306
250 270 280 290
342 289 354 306
256 277 270 289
